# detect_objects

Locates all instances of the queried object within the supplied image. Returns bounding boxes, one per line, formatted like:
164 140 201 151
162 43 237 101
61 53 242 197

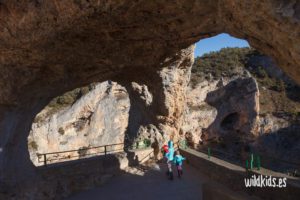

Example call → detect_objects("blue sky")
194 33 249 57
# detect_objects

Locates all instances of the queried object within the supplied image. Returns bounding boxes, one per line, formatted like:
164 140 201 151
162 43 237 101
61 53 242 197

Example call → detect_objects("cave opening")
187 33 300 178
185 33 251 145
28 81 130 166
220 112 239 131
189 32 299 144
0 2 299 199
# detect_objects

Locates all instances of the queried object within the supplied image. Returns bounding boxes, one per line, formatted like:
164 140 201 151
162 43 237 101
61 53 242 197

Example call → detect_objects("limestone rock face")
1 0 300 195
1 0 300 107
121 46 194 147
254 113 300 165
258 113 291 135
205 77 260 139
28 81 130 166
157 47 194 142
181 80 219 145
253 122 300 167
182 76 260 145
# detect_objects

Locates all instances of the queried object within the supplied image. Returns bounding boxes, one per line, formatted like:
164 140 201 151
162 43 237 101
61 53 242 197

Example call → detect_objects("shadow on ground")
66 162 207 200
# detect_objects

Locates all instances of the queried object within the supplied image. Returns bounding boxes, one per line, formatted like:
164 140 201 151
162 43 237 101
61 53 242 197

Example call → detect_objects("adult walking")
165 140 175 180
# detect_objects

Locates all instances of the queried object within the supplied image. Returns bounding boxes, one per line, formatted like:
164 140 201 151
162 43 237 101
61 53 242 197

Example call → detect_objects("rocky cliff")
28 47 300 166
1 1 300 198
28 81 130 166
27 46 195 166
181 72 260 146
182 47 300 167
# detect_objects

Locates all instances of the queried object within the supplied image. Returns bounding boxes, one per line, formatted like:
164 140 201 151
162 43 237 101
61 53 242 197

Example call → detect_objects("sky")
194 33 250 57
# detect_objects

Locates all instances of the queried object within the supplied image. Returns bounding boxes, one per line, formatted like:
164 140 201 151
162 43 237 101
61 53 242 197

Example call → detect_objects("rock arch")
0 0 300 197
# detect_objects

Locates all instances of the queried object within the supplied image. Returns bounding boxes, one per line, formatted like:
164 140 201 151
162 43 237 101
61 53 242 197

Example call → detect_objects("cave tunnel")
0 0 300 198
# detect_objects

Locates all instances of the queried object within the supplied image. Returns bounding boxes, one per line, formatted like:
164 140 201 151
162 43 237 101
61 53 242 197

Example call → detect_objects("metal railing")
37 143 125 166
37 139 152 166
178 140 300 177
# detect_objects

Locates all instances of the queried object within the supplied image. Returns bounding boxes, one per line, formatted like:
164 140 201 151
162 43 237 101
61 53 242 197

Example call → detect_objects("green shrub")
78 146 88 158
58 127 65 135
191 47 254 85
257 66 268 78
192 47 300 115
143 139 151 147
33 115 43 123
29 141 38 151
33 83 96 122
273 79 285 92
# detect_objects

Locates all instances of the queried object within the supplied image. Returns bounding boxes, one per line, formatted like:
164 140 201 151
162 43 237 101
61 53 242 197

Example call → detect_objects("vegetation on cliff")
34 84 95 123
191 47 300 117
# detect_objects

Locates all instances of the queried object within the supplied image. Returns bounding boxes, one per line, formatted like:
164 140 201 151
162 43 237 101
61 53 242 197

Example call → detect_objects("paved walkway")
67 162 208 200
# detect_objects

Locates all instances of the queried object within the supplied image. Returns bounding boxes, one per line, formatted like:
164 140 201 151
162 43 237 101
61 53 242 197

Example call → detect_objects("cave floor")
67 162 208 200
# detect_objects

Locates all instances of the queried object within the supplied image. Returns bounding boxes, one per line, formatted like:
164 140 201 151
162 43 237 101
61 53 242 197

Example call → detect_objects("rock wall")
181 80 219 145
0 0 300 197
27 46 194 168
28 81 130 166
181 75 260 145
254 114 300 167
120 46 194 150
247 54 295 85
205 77 260 139
182 50 299 167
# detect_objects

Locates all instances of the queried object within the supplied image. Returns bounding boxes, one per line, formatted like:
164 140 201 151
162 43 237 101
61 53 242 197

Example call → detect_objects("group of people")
162 140 186 180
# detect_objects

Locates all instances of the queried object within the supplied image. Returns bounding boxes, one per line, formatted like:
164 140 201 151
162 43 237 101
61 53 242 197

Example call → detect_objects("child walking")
173 150 186 178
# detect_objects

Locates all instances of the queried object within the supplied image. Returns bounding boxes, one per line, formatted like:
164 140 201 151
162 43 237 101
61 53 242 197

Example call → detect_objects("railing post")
208 147 211 159
250 153 254 170
104 145 107 156
256 155 260 170
43 154 47 166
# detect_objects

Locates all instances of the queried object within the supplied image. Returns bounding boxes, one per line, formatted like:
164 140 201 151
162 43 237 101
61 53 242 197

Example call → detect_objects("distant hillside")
34 84 96 123
191 47 300 118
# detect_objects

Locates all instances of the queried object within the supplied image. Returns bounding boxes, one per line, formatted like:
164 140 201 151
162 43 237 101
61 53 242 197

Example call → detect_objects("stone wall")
0 153 128 200
180 148 300 200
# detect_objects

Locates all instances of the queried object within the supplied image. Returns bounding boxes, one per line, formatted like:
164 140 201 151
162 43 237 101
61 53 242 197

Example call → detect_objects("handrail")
178 139 300 176
179 140 300 166
37 142 124 156
36 140 152 166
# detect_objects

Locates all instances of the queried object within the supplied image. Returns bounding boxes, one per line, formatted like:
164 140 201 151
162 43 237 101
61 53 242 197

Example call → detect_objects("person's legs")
165 157 169 175
177 165 182 178
167 161 174 180
180 165 183 176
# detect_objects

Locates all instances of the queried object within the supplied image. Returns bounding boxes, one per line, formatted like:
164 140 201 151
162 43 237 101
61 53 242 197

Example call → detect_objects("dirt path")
67 162 208 200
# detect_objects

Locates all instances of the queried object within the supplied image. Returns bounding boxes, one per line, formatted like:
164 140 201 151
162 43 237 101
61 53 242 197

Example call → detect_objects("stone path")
67 162 208 200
